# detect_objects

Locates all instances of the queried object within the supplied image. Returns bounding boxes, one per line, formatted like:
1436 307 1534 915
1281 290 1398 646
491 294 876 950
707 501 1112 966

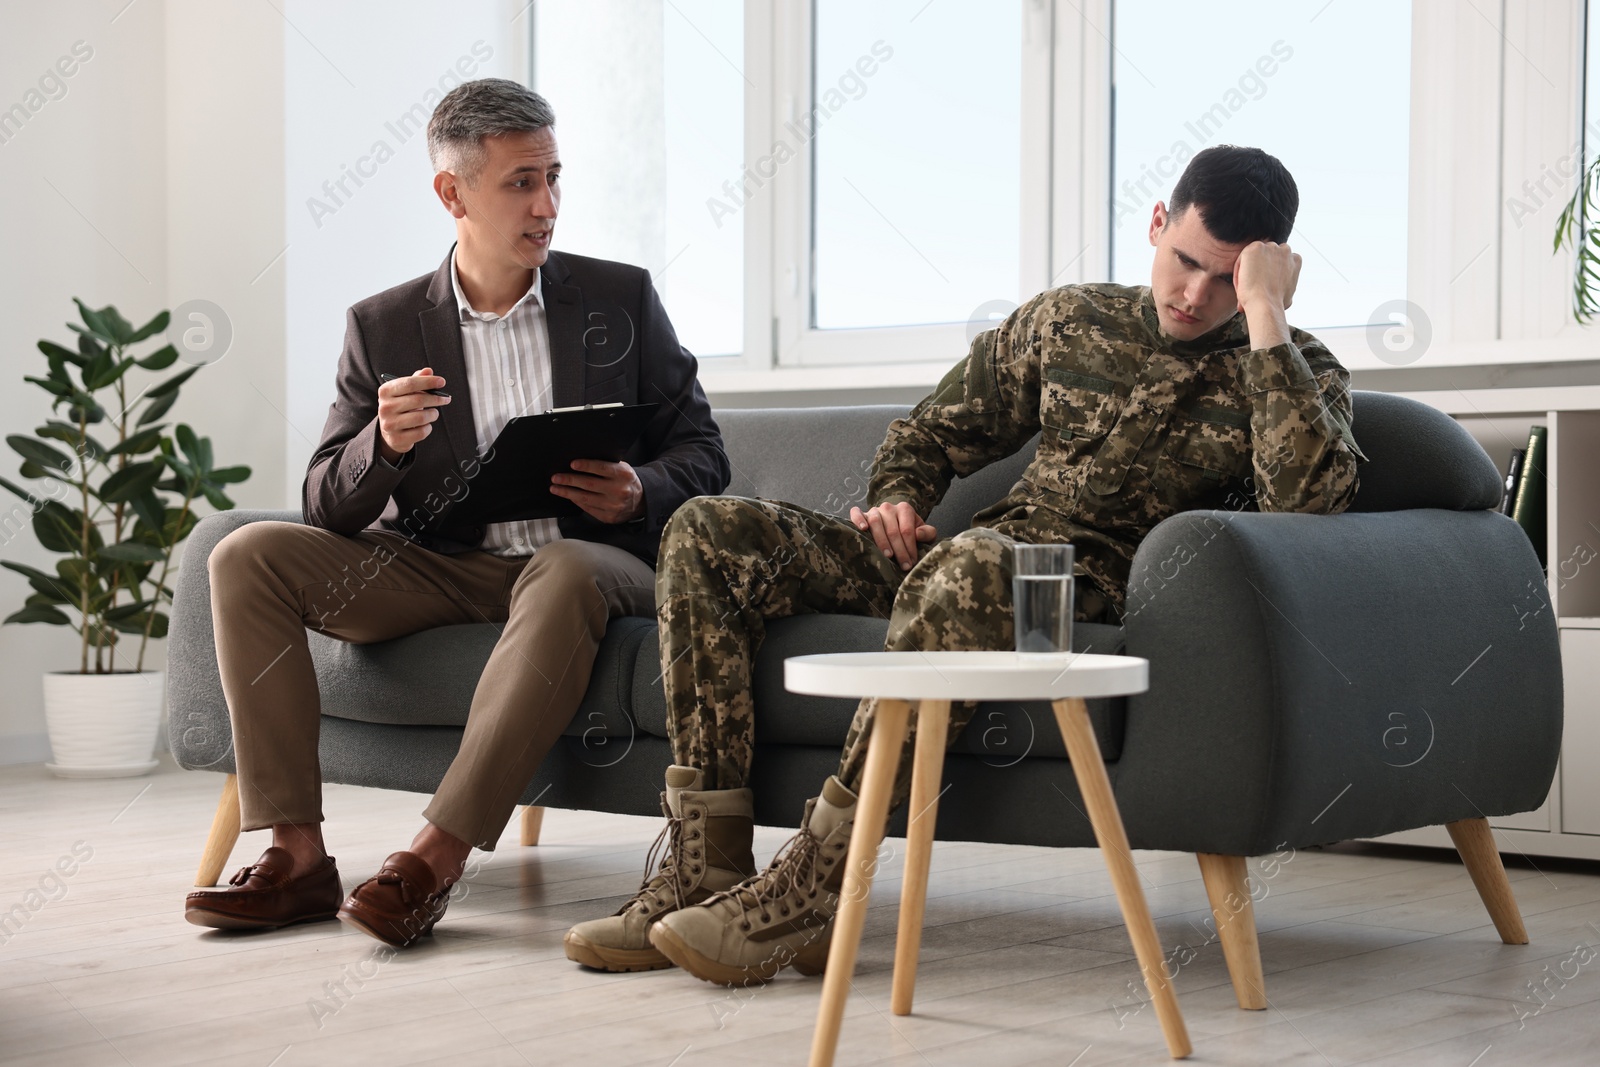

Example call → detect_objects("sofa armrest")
1113 508 1562 855
167 509 303 771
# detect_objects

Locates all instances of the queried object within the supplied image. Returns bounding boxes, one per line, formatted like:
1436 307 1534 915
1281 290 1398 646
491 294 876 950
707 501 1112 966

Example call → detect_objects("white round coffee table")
785 651 1190 1065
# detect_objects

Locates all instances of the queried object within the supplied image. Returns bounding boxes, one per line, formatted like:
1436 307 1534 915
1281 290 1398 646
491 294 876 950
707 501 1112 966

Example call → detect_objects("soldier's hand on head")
1233 240 1302 315
851 502 937 572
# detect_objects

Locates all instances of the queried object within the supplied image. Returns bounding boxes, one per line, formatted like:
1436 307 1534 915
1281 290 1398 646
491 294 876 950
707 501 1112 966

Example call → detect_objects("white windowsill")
700 360 955 396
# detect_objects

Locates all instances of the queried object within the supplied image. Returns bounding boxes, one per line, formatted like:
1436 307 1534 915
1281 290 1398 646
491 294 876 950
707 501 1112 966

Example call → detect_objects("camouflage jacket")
867 283 1364 619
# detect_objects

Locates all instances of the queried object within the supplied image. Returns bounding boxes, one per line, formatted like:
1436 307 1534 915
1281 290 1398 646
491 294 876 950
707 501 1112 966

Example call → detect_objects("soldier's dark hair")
427 79 555 185
1168 145 1297 245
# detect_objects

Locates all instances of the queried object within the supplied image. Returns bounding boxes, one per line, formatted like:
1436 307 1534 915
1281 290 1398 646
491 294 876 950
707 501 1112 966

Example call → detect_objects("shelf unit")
1372 388 1600 861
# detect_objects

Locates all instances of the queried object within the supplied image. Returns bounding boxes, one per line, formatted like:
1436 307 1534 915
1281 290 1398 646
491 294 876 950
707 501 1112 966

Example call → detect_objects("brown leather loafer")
337 851 450 948
185 847 342 931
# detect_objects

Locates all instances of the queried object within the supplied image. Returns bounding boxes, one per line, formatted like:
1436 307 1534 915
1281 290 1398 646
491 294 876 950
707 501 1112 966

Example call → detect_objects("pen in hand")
379 372 451 398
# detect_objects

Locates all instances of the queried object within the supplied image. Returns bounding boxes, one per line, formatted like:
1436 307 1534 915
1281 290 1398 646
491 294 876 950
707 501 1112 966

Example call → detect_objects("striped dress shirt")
450 251 563 558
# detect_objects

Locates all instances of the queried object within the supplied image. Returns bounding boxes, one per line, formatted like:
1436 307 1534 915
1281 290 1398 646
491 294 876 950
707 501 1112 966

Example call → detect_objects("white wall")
164 0 287 517
0 0 529 764
0 0 169 762
0 0 288 764
282 0 528 495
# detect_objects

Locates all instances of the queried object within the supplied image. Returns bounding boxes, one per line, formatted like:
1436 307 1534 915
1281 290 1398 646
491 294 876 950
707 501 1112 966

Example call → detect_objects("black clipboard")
449 402 661 523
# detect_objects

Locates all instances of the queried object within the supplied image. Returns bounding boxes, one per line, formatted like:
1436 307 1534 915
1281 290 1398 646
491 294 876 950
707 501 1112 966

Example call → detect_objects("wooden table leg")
892 699 951 1016
809 698 913 1067
1053 698 1192 1059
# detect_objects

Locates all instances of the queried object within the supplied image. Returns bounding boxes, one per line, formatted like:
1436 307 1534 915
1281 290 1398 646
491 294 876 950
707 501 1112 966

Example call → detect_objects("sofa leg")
1196 853 1267 1010
520 805 545 847
195 774 242 887
1446 817 1529 944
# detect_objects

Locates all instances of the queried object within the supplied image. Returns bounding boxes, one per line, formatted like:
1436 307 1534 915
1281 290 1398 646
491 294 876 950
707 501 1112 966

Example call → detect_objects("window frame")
529 0 1600 389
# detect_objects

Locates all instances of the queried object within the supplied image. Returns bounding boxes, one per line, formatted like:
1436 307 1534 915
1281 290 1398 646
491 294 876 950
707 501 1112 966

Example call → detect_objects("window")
532 1 745 357
526 0 1419 376
1109 0 1411 331
810 0 1023 330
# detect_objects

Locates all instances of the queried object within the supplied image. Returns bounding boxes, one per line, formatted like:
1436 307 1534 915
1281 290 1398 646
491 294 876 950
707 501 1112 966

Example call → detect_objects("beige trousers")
207 521 655 849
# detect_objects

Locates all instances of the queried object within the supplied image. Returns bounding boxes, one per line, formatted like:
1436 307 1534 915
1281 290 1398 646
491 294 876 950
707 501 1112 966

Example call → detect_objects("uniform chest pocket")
1040 371 1123 442
1162 413 1253 483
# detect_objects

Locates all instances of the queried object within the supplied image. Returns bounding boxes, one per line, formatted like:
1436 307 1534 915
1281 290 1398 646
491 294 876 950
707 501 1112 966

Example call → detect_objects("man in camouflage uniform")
566 145 1365 983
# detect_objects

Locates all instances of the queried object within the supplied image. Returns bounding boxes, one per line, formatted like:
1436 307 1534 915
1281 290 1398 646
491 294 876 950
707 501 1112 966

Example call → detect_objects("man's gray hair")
427 78 555 184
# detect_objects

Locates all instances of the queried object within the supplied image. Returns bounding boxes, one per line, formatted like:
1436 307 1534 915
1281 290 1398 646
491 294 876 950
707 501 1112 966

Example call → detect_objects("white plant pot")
42 670 164 778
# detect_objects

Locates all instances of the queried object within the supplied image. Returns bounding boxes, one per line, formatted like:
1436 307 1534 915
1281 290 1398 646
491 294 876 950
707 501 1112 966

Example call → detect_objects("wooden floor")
4 757 1600 1066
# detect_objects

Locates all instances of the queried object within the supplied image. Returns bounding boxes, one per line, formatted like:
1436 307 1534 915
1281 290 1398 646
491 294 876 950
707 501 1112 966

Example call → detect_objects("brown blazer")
301 248 730 565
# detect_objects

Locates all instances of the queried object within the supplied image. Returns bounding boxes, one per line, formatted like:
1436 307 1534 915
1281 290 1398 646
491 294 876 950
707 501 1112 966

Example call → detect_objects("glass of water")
1012 543 1074 657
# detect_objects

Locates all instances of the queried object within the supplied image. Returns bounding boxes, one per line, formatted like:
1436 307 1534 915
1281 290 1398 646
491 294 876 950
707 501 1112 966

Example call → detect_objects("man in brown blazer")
184 79 729 947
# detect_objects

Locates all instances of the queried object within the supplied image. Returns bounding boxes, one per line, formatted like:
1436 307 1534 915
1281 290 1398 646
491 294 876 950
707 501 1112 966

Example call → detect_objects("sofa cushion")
310 617 654 745
318 610 1128 763
740 615 1129 762
310 623 500 727
715 406 1040 534
1346 391 1503 513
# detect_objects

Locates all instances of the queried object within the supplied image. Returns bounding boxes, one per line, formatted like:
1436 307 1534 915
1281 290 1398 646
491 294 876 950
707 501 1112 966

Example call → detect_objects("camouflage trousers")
657 496 1107 804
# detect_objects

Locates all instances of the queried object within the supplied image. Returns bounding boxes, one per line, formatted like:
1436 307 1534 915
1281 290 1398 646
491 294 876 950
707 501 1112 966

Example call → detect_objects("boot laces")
715 825 829 925
619 812 689 916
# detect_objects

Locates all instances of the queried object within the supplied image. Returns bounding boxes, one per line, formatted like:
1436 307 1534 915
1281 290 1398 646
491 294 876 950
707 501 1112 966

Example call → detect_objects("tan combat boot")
649 775 857 985
564 766 755 972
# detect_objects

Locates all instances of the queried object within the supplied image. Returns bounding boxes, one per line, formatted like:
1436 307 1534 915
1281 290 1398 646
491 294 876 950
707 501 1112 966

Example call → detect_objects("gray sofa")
170 393 1560 988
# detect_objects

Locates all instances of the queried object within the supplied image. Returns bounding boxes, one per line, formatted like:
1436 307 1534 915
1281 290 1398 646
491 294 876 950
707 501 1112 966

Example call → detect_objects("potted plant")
1 300 250 776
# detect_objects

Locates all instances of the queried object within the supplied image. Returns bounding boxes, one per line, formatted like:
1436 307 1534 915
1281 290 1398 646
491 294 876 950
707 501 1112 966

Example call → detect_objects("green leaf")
76 330 103 357
145 364 199 399
36 423 103 461
38 340 87 369
57 557 92 588
84 346 113 390
0 474 45 505
200 484 235 510
24 591 69 609
128 310 170 343
109 426 164 456
26 573 74 602
99 462 163 504
162 508 198 544
160 449 195 483
86 356 137 391
7 436 75 477
208 464 251 484
23 374 71 399
104 599 154 621
64 390 106 424
107 609 166 637
99 305 135 345
129 490 164 534
33 501 81 552
99 540 167 562
0 560 55 584
19 462 59 481
4 605 71 626
136 390 178 427
0 563 73 605
135 343 178 371
73 299 116 342
175 424 200 469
